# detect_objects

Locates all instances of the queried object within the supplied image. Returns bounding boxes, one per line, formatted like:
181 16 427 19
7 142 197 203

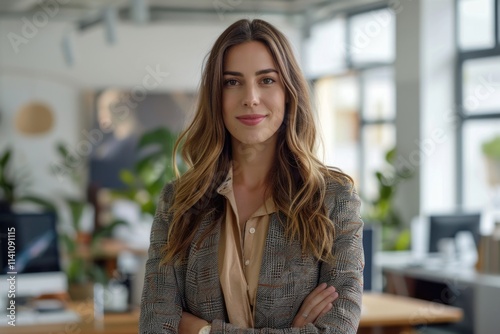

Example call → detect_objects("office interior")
0 0 499 333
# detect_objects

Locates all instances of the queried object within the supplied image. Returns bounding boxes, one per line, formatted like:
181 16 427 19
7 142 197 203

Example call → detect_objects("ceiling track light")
61 29 75 66
130 0 150 24
103 6 118 45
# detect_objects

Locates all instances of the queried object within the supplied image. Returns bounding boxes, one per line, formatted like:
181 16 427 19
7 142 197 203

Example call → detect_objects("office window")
304 17 346 77
362 67 395 121
348 8 395 65
462 56 500 114
314 75 360 184
463 120 500 209
458 0 495 50
457 0 500 210
308 6 395 203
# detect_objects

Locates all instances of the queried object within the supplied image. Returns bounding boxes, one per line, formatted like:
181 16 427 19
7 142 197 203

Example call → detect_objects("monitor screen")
428 213 481 253
0 213 61 275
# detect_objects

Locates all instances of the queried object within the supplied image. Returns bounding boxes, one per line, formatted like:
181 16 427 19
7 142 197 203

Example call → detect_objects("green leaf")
57 142 70 159
60 233 76 254
0 148 11 169
379 185 393 201
17 195 57 213
482 135 500 160
394 229 411 251
66 257 88 284
135 151 165 173
89 265 108 284
119 169 136 187
67 199 86 231
385 147 396 163
92 219 128 244
138 127 177 151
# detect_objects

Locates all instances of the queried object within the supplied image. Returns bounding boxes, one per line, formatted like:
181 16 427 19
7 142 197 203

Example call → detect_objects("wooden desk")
6 301 140 334
359 292 463 334
6 293 462 334
382 258 500 333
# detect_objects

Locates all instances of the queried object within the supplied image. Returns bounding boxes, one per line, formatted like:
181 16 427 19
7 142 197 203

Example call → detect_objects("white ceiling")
0 0 384 24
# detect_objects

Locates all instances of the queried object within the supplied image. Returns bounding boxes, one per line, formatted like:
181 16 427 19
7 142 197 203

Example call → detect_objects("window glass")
362 67 395 121
314 75 360 184
349 8 395 65
304 17 346 78
458 0 495 50
362 124 396 201
462 56 500 114
463 120 500 210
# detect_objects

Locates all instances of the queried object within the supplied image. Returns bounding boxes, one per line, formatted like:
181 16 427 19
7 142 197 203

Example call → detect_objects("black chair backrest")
362 226 374 291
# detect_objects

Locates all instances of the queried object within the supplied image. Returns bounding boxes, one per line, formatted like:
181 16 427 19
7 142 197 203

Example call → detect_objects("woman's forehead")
223 41 277 71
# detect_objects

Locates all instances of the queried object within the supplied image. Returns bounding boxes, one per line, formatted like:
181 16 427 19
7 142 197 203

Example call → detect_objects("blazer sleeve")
313 181 364 333
210 182 364 334
139 182 183 334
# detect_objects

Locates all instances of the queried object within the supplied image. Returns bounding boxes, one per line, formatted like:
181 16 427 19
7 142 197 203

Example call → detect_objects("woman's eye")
262 78 275 85
224 79 238 86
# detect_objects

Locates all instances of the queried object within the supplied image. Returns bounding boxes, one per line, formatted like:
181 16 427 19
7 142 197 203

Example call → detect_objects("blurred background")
0 0 499 333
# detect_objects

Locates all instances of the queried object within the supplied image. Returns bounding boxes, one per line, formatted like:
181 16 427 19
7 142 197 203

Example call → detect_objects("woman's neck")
231 137 276 191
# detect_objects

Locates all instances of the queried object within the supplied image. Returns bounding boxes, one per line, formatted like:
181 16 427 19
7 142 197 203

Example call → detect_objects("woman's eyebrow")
223 68 278 76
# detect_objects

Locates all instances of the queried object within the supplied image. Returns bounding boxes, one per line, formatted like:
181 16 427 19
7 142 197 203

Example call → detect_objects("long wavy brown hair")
162 19 353 264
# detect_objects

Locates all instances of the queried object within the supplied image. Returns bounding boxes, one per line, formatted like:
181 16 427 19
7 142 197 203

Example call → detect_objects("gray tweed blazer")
140 180 364 333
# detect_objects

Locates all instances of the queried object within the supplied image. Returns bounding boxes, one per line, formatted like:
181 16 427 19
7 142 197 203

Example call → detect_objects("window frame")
455 0 500 207
308 4 396 198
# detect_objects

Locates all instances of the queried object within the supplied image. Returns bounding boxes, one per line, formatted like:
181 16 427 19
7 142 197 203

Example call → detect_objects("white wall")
0 15 301 201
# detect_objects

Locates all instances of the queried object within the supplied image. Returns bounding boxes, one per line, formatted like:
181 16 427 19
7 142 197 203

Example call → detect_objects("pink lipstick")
236 114 266 126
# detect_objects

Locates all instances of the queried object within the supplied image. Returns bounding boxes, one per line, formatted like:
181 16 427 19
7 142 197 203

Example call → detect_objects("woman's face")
222 41 286 146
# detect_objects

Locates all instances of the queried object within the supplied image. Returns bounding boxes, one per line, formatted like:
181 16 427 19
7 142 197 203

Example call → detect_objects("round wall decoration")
15 101 55 135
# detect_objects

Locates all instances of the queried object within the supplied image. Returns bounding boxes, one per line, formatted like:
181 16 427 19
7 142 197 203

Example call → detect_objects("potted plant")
53 142 126 300
482 135 500 187
112 127 183 217
363 147 413 251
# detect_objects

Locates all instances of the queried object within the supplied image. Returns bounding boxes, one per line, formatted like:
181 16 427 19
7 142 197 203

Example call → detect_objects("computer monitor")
0 213 68 302
428 213 481 253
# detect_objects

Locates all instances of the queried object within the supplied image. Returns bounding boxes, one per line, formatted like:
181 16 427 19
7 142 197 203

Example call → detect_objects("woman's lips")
236 114 266 126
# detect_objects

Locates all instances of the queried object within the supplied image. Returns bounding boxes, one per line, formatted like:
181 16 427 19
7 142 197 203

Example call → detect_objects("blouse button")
249 227 256 234
245 260 250 266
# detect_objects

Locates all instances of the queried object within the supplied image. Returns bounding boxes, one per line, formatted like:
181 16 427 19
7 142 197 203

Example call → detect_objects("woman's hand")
292 283 339 327
179 311 209 334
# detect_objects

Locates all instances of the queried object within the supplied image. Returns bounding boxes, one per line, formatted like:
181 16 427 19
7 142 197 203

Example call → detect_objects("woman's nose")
242 85 259 107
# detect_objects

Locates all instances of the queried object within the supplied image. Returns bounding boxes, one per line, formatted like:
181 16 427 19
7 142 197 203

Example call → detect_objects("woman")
140 19 364 334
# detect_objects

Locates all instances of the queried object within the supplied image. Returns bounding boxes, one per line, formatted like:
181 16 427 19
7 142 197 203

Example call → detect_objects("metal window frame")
455 0 500 207
345 6 396 196
306 4 396 197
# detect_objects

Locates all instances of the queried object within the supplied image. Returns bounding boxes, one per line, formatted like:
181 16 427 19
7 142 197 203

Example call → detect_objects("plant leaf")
17 195 57 213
